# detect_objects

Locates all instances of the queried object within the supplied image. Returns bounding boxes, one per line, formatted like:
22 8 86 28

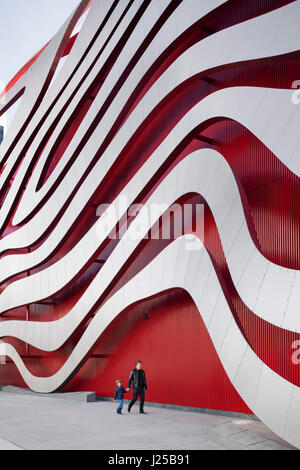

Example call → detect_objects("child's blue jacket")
114 386 127 399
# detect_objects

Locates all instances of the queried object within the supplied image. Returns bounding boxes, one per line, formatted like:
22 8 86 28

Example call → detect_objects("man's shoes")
140 411 147 414
127 406 131 413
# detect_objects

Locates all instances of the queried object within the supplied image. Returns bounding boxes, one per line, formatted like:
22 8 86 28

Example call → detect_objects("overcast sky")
0 0 81 130
0 0 81 87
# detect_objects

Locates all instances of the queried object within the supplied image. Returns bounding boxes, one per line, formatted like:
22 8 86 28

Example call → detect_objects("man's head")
116 379 122 387
136 361 142 370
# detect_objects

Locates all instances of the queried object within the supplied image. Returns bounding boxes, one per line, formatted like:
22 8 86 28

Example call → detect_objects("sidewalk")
0 390 295 450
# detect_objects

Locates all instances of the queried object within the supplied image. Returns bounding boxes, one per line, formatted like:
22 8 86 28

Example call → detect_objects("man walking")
127 360 147 414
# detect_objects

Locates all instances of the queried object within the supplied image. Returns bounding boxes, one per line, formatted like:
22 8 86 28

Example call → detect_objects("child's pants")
117 398 123 412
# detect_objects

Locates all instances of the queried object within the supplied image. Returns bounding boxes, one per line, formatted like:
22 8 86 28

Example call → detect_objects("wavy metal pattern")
0 0 300 447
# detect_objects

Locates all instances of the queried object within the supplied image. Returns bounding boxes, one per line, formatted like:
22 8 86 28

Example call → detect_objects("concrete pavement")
0 390 295 450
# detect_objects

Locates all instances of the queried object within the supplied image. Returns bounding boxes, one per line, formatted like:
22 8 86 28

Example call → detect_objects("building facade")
0 0 300 448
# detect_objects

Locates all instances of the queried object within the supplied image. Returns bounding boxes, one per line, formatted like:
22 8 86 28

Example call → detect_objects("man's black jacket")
128 368 147 390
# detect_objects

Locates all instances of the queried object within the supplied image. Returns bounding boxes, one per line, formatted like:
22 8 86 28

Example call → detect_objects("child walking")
113 380 129 414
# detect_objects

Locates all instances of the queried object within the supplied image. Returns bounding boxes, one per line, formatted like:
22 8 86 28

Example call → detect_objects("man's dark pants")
128 387 145 412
